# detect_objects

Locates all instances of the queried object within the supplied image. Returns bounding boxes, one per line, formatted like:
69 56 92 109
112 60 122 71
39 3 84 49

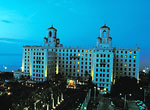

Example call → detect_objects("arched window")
49 31 52 37
103 30 106 37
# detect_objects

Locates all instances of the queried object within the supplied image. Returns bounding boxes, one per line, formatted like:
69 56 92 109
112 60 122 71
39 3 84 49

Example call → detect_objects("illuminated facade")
22 25 140 92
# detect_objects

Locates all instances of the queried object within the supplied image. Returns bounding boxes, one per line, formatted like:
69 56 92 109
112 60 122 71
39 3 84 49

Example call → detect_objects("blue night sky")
0 0 150 71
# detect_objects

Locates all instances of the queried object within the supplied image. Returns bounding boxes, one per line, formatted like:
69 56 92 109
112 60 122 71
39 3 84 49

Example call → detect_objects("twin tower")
97 24 112 48
43 25 63 47
43 24 112 48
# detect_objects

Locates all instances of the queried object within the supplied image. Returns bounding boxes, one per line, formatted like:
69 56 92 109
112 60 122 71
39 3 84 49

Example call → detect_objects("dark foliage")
111 76 139 99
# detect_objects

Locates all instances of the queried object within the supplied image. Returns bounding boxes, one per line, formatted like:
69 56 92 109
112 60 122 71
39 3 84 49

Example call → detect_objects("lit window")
125 55 127 58
133 56 136 58
124 64 127 67
78 54 80 56
77 70 79 72
86 50 87 53
82 54 83 56
129 51 132 54
74 62 76 64
77 61 80 65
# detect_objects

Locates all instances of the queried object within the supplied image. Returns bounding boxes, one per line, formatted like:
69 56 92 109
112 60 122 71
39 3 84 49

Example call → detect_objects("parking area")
127 100 139 110
127 100 147 110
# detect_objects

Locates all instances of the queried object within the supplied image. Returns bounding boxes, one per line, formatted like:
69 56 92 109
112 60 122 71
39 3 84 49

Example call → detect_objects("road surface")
96 95 115 110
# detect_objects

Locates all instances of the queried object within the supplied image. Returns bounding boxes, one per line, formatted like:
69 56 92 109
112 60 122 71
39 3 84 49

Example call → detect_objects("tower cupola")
96 24 112 48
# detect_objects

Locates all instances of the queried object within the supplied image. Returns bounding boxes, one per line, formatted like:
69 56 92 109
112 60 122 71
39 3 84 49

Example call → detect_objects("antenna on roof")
104 20 106 26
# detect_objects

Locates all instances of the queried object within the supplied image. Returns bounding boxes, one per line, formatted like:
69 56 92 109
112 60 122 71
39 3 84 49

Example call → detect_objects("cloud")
0 38 40 44
1 19 12 23
0 40 15 44
45 0 77 13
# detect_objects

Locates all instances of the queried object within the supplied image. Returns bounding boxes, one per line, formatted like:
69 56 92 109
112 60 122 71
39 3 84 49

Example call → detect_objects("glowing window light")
77 70 79 72
82 54 84 56
133 55 136 58
129 51 132 54
124 64 127 67
86 50 88 53
78 54 80 56
69 80 74 85
125 55 127 58
77 61 80 65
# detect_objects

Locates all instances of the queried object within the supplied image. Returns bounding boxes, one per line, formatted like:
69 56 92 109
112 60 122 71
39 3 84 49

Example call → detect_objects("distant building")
13 70 24 80
21 25 140 92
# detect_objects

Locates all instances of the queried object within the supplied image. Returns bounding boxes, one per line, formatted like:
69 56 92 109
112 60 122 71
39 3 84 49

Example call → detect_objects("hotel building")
21 25 140 92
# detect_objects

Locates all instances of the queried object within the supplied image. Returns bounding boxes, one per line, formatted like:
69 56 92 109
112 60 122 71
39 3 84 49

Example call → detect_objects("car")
135 100 141 103
136 101 142 104
110 101 114 106
141 104 146 107
137 102 143 106
139 106 146 110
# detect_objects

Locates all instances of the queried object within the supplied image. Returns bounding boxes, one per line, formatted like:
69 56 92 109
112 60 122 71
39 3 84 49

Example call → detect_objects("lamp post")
124 94 126 110
140 87 146 102
120 93 132 110
94 86 96 100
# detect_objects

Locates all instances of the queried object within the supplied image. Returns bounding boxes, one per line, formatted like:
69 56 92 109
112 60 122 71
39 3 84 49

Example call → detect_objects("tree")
85 70 88 77
111 76 139 98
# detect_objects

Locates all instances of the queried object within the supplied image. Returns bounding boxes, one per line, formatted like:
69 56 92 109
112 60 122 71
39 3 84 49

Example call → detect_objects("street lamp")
140 87 142 90
3 65 7 72
129 94 132 96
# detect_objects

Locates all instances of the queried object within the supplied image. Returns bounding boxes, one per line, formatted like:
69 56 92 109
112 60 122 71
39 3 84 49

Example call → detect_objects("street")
96 95 115 110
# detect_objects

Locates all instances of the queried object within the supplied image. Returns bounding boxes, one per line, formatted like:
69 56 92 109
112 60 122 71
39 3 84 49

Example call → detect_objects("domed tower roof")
44 37 48 40
48 25 57 31
100 24 110 30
